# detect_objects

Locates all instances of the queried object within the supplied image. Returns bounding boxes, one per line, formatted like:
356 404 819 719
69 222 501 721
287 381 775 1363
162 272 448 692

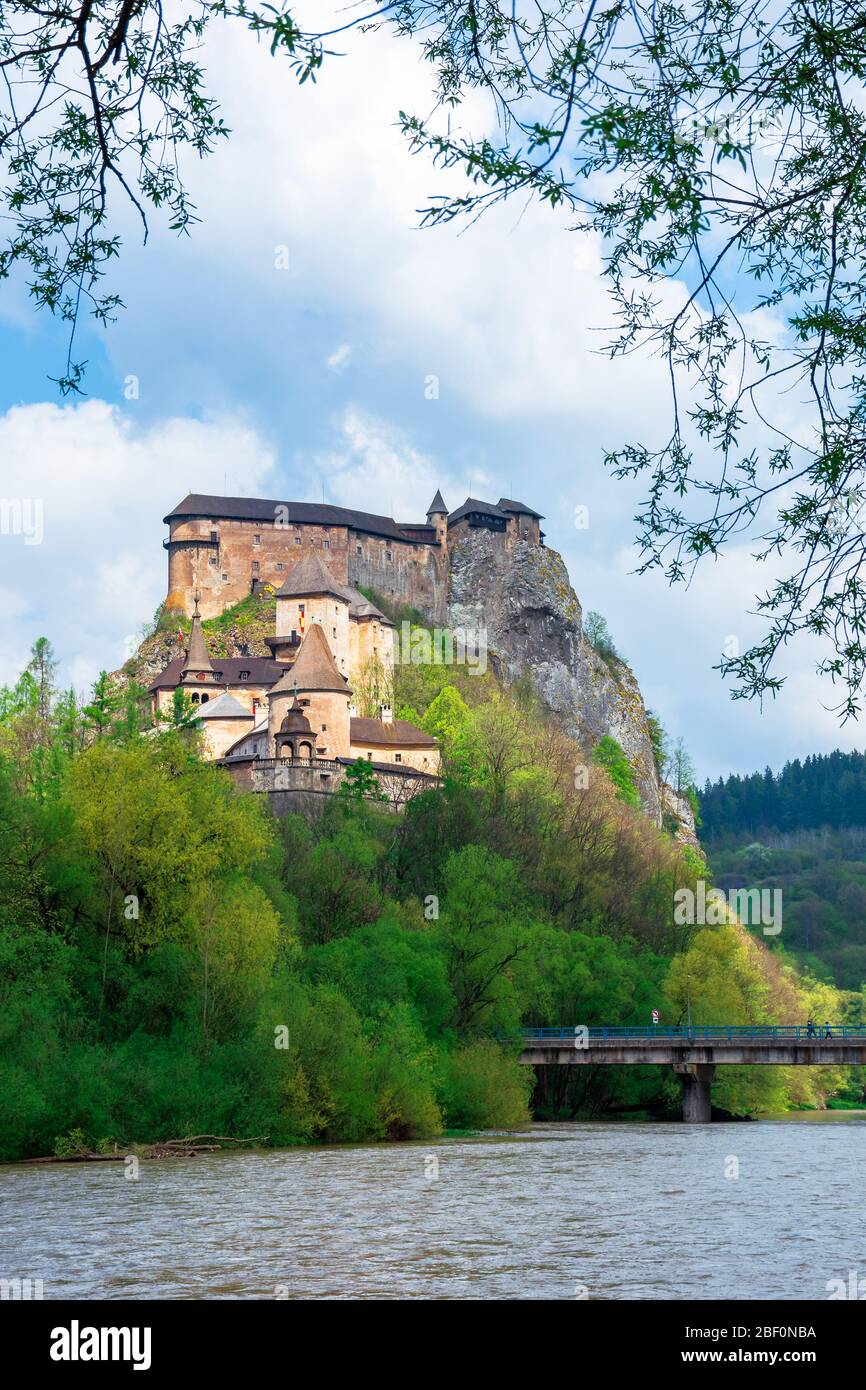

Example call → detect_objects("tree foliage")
0 636 858 1159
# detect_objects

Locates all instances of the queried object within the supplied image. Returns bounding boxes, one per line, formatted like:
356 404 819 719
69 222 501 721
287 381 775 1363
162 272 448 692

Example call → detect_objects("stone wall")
347 533 448 625
166 517 353 618
166 513 451 622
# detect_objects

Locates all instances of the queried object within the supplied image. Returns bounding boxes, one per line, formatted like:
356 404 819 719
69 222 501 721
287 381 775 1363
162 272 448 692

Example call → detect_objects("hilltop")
120 531 697 844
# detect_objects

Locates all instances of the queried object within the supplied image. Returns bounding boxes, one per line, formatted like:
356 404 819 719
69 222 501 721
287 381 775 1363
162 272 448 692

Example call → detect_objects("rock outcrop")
448 530 682 829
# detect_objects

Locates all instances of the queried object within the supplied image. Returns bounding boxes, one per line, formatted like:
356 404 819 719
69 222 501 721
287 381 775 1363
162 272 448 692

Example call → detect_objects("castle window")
210 529 218 543
333 627 337 638
295 535 302 545
366 751 372 761
276 563 284 572
239 671 250 681
252 534 261 546
209 555 217 565
356 545 362 555
386 550 392 560
221 573 228 582
322 724 327 732
322 539 329 549
252 561 259 575
201 694 209 703
191 693 200 704
395 753 402 763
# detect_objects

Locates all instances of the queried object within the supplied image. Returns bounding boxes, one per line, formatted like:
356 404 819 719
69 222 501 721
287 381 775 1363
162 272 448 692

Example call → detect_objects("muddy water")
2 1114 863 1299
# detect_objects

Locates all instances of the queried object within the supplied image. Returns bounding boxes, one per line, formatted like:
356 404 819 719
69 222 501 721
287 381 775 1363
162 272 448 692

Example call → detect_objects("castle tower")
274 692 316 762
179 594 224 702
426 489 448 546
267 622 352 760
273 551 351 679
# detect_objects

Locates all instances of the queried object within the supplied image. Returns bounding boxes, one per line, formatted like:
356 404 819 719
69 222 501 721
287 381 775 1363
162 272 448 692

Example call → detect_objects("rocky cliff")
448 530 695 839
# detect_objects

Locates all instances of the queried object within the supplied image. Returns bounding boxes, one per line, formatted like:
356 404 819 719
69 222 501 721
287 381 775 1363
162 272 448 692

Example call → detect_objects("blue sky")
0 17 860 784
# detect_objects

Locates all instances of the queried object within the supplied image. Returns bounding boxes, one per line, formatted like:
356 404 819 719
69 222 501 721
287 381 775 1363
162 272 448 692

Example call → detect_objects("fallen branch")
22 1135 269 1164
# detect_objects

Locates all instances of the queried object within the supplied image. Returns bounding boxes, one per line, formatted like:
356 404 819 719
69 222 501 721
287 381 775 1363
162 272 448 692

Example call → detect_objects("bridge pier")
674 1063 715 1122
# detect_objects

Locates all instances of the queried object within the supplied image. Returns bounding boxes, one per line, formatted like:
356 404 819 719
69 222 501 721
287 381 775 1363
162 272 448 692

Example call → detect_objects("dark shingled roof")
497 497 545 520
149 657 283 691
270 623 350 696
448 497 509 524
350 717 438 748
276 551 349 601
427 489 448 516
180 601 216 679
164 493 419 543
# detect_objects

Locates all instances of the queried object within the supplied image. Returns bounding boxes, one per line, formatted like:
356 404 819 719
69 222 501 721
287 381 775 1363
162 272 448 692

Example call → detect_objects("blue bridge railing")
517 1025 866 1041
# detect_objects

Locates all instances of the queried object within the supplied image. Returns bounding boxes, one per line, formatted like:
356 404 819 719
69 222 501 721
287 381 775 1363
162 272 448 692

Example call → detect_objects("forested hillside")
1 636 862 1163
701 752 866 990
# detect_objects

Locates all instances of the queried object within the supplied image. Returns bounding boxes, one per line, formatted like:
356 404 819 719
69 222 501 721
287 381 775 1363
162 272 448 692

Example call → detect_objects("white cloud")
326 343 352 371
312 407 481 520
171 20 674 426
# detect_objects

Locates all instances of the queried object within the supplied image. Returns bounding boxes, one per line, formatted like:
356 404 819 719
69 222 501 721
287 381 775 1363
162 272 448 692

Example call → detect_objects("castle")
163 490 545 624
150 547 440 793
151 489 545 802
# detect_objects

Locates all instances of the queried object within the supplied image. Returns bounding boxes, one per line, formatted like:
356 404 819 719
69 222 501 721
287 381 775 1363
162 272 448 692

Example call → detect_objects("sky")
0 13 861 784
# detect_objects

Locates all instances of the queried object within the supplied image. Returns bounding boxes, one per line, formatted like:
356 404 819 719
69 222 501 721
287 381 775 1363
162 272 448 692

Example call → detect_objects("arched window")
190 693 200 704
298 742 312 761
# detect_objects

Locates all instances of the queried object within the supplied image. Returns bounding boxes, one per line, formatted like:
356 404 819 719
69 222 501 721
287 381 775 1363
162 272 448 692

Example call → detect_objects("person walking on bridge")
825 1021 833 1039
806 1018 816 1038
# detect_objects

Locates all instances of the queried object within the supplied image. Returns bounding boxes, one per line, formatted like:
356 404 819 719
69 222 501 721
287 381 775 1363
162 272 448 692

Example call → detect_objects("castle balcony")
253 757 341 773
265 634 302 658
163 535 219 550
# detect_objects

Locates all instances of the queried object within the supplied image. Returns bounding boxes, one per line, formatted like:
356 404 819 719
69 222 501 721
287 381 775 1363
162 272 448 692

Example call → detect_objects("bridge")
516 1026 866 1122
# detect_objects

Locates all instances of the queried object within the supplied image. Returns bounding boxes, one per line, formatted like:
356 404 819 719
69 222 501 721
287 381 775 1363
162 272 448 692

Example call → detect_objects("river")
3 1114 863 1300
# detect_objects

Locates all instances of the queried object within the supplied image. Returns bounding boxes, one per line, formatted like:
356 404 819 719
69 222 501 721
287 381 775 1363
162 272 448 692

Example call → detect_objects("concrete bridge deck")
515 1026 866 1122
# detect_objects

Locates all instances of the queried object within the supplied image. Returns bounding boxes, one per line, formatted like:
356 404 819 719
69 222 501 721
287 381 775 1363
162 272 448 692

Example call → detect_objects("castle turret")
267 622 352 760
274 693 316 761
426 489 448 545
273 550 351 678
179 594 224 699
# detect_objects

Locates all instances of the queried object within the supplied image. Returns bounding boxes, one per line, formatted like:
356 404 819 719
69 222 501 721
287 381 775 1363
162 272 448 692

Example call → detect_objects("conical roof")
279 696 313 735
180 595 218 682
427 488 447 516
276 551 349 601
270 623 351 696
